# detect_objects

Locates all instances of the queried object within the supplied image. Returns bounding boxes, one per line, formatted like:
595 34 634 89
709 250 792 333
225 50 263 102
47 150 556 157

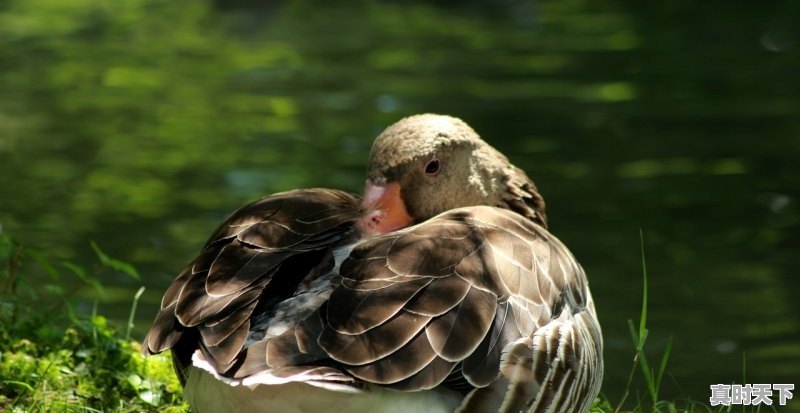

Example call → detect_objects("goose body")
143 115 603 413
184 367 463 413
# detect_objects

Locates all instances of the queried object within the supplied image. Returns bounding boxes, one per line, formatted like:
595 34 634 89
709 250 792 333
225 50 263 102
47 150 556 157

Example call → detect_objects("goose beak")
359 181 414 235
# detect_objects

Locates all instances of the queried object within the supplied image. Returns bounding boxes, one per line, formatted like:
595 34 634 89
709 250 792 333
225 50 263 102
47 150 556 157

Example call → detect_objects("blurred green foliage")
0 0 798 408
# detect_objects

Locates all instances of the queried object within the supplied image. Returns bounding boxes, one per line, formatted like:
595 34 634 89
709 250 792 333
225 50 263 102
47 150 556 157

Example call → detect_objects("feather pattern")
144 191 602 412
142 114 603 413
142 189 363 376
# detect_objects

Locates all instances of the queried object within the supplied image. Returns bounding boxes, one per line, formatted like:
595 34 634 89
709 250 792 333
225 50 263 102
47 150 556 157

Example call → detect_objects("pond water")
1 0 798 407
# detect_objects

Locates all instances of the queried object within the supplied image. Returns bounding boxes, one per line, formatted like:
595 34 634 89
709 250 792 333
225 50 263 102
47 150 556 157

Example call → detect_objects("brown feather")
263 312 327 369
174 271 266 327
403 276 471 317
461 301 513 387
198 300 257 347
143 302 183 355
346 330 438 384
159 267 192 309
232 340 270 378
327 276 433 334
385 227 477 278
426 287 497 362
205 242 289 296
318 309 433 365
200 318 251 373
386 356 458 391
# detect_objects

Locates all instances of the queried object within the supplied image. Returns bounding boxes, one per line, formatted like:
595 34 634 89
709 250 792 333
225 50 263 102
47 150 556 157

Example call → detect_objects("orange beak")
359 181 414 235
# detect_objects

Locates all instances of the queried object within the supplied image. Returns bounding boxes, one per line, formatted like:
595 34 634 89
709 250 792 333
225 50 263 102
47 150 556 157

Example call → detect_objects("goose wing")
262 205 603 412
142 188 362 379
145 195 602 412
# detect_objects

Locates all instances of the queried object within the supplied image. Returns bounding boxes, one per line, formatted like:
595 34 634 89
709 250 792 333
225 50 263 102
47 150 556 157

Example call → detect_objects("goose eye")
423 158 440 175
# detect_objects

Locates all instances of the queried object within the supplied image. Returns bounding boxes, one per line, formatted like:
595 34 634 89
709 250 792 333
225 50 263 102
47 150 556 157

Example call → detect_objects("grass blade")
24 249 60 280
126 286 146 340
655 335 674 398
62 261 107 299
90 241 141 280
638 228 648 346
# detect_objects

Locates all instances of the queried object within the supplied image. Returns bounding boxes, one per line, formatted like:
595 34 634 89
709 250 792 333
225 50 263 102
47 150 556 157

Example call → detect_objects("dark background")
1 0 798 407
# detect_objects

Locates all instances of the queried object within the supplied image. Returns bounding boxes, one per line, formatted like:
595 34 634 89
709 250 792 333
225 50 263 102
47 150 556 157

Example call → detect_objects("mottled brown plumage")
143 114 602 413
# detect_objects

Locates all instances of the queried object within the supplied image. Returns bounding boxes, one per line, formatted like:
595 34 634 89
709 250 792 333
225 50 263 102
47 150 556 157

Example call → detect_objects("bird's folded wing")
145 195 602 411
259 206 602 411
142 188 362 376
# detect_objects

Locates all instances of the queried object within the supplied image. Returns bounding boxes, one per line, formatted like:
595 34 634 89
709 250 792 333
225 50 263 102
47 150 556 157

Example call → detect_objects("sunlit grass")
0 232 188 412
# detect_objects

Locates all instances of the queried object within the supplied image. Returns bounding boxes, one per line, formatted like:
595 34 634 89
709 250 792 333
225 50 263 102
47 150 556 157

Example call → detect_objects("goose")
143 114 603 413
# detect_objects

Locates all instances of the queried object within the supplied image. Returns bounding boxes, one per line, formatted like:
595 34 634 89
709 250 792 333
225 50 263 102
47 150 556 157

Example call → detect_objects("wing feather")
144 194 602 412
387 356 459 391
327 276 434 334
205 243 289 296
304 206 602 412
319 310 433 365
141 189 361 375
403 276 471 317
426 287 497 362
346 330 438 384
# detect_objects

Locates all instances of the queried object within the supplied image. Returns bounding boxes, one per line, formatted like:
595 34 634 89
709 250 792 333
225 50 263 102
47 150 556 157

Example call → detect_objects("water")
1 0 798 407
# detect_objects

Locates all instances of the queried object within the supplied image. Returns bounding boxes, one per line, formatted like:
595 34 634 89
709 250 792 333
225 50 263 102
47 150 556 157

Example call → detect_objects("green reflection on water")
1 0 798 407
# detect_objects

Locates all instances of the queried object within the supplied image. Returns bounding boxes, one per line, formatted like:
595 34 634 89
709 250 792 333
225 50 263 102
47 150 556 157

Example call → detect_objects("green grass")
0 229 737 412
592 231 707 413
0 232 188 412
605 231 675 412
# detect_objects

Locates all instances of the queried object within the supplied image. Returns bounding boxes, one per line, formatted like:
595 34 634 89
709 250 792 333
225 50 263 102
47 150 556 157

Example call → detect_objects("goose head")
359 114 547 235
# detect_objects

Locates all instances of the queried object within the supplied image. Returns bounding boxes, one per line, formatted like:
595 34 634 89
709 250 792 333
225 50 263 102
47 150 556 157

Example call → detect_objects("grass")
607 230 675 413
0 231 188 412
0 229 748 412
